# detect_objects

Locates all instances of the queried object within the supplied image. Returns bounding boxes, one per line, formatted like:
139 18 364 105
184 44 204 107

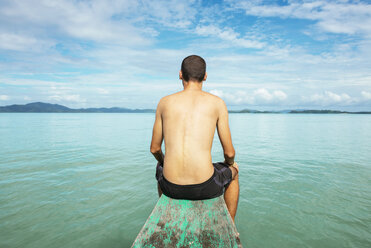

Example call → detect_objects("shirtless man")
150 55 239 221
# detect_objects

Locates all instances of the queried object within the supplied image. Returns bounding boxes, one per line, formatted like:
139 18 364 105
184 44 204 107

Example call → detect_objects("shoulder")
159 91 184 104
158 94 173 105
205 91 226 108
156 94 173 111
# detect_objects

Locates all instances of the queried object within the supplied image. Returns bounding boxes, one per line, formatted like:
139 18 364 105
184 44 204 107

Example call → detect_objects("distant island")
0 102 154 113
229 109 371 114
0 102 370 114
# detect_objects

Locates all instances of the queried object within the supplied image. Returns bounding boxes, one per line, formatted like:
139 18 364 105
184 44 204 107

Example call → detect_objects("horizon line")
0 102 370 114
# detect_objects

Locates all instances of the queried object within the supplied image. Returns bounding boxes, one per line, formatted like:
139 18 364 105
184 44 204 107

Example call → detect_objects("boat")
131 194 242 247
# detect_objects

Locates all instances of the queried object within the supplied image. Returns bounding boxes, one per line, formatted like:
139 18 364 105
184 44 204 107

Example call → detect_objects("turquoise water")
0 113 370 248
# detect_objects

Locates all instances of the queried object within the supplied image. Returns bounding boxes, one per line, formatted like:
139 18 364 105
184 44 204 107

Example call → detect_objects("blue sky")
0 0 370 110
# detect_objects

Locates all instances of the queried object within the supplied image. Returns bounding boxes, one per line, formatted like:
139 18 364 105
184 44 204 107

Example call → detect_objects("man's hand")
151 149 165 164
231 162 239 174
224 161 239 178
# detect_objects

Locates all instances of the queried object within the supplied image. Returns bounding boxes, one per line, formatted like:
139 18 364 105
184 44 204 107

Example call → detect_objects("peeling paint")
132 195 242 247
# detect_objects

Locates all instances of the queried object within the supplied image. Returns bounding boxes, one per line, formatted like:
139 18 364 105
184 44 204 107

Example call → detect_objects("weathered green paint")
132 195 242 247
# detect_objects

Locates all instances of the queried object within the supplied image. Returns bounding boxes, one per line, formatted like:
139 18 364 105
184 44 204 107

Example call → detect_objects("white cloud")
361 91 371 100
211 88 371 109
231 0 371 36
0 95 10 100
0 33 38 51
253 88 288 103
0 0 200 48
303 91 353 105
209 89 223 97
195 25 265 49
253 88 273 101
45 84 86 103
0 0 150 46
0 0 370 111
273 90 288 101
209 89 248 104
138 0 197 28
209 88 287 105
48 94 85 103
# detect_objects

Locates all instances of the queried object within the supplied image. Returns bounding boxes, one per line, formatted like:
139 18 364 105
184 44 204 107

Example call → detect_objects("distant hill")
230 109 277 113
288 110 371 114
0 102 73 113
228 109 371 114
0 102 155 113
0 102 370 114
230 109 371 114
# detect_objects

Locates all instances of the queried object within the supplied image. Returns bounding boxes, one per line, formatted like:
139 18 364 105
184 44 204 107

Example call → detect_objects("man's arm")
216 99 235 165
150 99 164 164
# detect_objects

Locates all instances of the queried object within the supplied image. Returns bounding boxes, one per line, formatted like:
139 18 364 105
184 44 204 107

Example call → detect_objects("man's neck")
182 80 203 91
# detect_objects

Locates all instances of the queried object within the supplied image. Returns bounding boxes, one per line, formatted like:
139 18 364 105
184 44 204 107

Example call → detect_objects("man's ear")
179 71 183 80
203 72 207 81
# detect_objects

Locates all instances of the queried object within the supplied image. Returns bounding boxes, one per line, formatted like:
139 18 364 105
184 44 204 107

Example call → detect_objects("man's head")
180 55 206 83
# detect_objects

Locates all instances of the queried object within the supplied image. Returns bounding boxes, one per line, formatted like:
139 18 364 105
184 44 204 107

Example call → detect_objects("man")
150 55 239 221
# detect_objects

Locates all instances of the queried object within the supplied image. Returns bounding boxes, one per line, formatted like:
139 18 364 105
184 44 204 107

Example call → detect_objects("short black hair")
181 55 206 82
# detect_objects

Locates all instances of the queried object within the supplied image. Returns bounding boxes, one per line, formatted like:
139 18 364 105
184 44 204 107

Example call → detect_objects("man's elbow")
150 146 161 154
224 149 235 159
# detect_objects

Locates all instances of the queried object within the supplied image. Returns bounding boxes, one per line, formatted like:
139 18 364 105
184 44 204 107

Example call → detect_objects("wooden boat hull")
132 194 242 247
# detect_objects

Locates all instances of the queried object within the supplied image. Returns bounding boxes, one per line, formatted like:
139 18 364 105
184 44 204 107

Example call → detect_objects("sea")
0 113 370 248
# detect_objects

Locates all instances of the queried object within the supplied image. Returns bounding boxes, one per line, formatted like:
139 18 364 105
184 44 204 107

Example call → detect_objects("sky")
0 0 370 111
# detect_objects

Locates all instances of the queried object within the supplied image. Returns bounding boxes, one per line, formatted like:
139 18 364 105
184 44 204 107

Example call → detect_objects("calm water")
0 113 370 248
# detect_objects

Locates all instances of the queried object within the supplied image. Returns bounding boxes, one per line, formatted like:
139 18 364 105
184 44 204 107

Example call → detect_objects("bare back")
161 90 220 185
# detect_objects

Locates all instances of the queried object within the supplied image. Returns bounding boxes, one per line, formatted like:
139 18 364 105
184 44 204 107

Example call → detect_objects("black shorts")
155 162 233 200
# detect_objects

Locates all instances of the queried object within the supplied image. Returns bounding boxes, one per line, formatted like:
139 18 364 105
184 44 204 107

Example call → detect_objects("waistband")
161 168 216 189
